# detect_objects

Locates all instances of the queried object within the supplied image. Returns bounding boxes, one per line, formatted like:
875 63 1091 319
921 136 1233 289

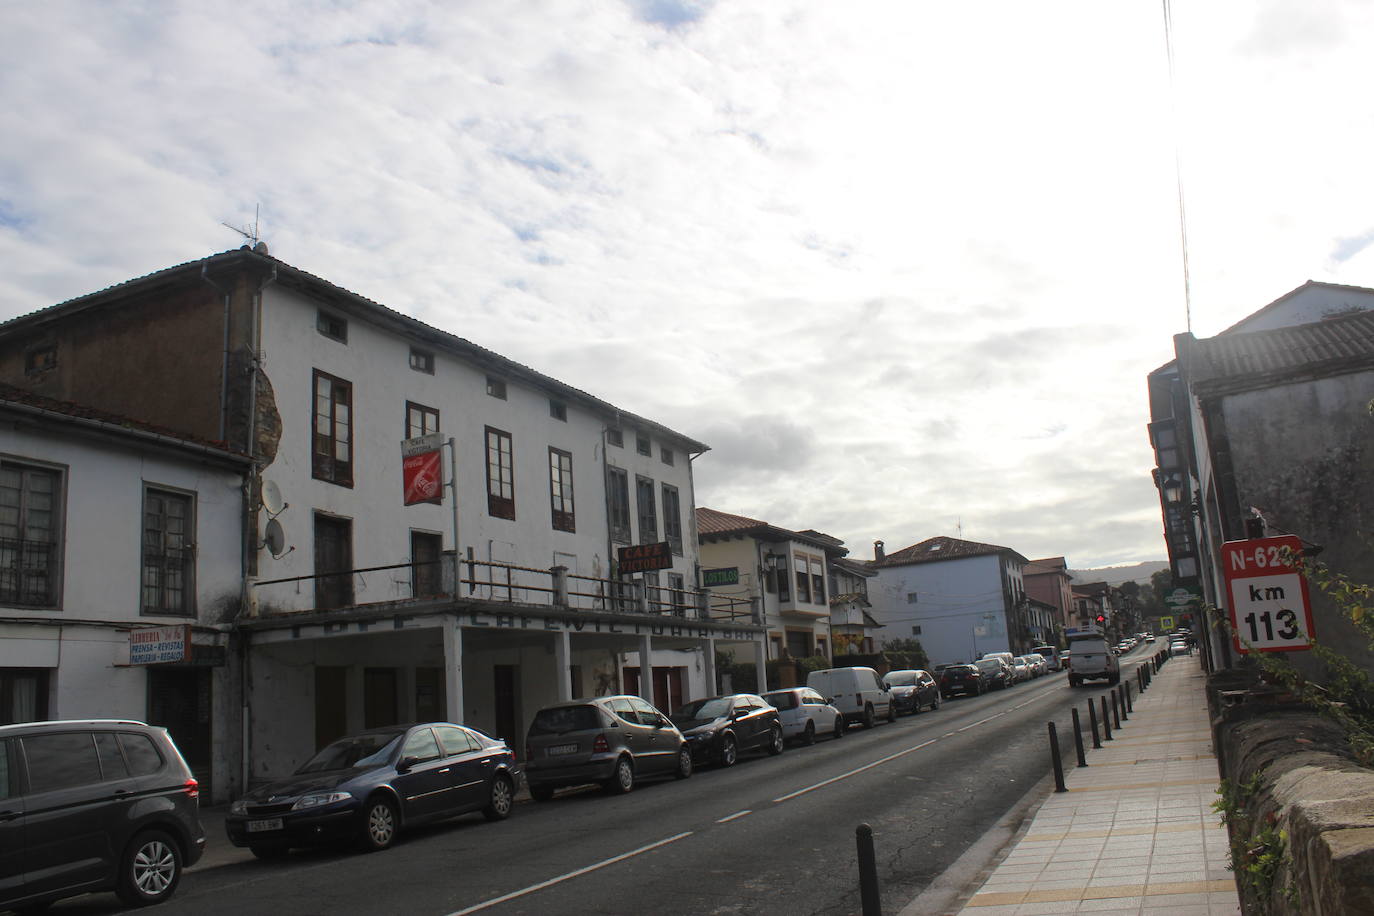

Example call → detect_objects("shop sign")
130 625 190 665
618 541 673 573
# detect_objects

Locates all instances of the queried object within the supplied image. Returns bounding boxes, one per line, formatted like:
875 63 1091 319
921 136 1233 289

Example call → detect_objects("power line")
1162 0 1193 332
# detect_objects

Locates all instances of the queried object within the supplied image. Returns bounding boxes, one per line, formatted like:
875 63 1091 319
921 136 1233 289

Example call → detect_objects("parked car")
1016 655 1042 678
973 657 1014 690
0 719 206 912
1009 656 1032 682
1023 653 1049 677
524 696 692 800
670 694 784 766
939 664 986 698
806 666 895 728
1169 639 1191 656
226 722 521 857
883 669 942 712
1144 634 1156 644
762 687 845 744
1029 645 1060 672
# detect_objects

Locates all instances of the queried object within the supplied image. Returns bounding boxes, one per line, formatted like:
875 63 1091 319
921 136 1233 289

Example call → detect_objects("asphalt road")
47 653 1155 916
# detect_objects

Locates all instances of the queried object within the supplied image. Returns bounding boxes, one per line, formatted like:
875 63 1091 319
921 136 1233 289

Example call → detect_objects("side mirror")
398 755 419 772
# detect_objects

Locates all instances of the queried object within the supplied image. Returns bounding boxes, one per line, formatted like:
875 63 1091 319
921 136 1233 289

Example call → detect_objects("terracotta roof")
0 383 249 460
695 507 849 556
696 507 770 536
877 535 1028 568
1024 557 1072 578
1 247 708 452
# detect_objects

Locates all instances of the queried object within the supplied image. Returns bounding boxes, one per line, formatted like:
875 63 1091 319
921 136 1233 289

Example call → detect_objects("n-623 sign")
1221 535 1315 653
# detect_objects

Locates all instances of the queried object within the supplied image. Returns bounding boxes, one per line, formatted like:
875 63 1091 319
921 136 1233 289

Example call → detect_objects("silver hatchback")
524 695 693 800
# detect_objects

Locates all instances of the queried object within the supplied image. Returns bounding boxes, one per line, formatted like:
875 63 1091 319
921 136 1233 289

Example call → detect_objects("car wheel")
604 755 635 793
862 704 875 729
931 692 942 711
249 841 290 860
1109 673 1120 686
360 796 399 851
483 774 514 821
802 721 816 745
1069 675 1082 688
886 702 896 723
530 784 556 802
767 724 784 755
116 829 182 906
833 716 845 739
720 734 739 767
674 745 694 779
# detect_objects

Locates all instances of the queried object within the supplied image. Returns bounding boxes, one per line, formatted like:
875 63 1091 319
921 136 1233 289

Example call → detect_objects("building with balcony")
0 247 764 781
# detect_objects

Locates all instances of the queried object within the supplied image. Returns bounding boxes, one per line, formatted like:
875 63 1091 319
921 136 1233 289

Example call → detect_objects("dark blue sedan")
225 723 521 857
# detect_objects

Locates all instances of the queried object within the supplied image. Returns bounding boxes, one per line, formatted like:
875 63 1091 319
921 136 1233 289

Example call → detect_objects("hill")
1068 560 1168 588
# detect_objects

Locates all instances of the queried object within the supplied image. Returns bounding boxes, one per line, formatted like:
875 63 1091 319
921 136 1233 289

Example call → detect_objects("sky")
3 0 1373 569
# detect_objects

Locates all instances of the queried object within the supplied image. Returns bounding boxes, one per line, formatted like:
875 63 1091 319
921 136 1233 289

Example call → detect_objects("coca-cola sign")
401 433 444 506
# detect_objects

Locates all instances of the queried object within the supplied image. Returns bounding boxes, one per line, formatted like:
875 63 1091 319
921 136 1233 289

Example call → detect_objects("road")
49 652 1154 915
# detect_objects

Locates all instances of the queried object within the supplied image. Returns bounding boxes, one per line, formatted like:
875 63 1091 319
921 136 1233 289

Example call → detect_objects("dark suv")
0 719 205 910
524 696 693 799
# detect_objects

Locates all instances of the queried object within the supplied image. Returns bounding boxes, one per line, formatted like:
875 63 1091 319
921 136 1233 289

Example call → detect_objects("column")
443 616 465 724
639 633 654 702
702 638 716 697
754 636 768 694
555 629 572 702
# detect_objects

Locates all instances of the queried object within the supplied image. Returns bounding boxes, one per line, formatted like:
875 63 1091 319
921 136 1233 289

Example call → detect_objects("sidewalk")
941 654 1241 916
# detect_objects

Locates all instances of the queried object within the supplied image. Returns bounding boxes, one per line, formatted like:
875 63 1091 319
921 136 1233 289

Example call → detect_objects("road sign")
1163 586 1202 611
1221 535 1315 653
1159 615 1175 632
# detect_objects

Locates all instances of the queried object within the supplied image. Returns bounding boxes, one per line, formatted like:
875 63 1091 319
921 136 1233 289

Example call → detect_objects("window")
907 592 919 604
316 310 347 343
606 428 623 448
667 572 685 610
401 728 442 762
549 400 567 422
25 345 56 375
636 434 651 456
142 488 194 615
406 401 439 439
312 370 353 486
661 483 682 555
22 733 102 792
793 556 811 603
435 725 479 755
486 376 507 399
810 557 825 604
119 732 163 776
0 461 61 607
607 467 630 543
485 427 515 519
411 531 442 598
775 559 791 603
409 348 434 374
314 513 353 610
660 447 674 466
548 448 575 532
1 669 48 726
912 625 922 636
635 476 657 544
643 570 660 608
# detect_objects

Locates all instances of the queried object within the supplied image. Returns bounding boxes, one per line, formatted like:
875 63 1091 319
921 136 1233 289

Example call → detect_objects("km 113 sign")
1221 535 1315 653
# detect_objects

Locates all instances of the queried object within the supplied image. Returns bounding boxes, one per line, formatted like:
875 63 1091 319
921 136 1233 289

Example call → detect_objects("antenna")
221 204 261 246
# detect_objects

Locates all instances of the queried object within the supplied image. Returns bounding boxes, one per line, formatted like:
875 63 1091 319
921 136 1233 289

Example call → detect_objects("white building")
867 536 1031 666
0 247 763 783
1 384 249 800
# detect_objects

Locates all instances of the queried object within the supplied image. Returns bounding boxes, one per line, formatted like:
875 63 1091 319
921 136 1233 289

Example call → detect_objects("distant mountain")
1068 560 1168 588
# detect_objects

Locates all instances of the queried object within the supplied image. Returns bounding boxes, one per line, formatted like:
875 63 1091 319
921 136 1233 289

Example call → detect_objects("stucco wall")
869 554 1010 666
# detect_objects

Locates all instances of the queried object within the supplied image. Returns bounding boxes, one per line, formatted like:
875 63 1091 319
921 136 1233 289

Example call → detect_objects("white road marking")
771 739 939 803
716 810 752 823
445 831 694 915
956 713 1004 732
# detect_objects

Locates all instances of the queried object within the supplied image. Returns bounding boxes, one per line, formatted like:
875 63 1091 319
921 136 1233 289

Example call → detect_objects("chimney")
874 540 885 563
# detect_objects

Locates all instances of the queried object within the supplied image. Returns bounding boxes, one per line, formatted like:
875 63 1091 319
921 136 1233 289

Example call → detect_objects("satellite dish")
262 480 286 516
263 518 286 557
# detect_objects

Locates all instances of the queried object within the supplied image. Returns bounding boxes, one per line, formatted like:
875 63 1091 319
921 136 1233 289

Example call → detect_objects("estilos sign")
1221 535 1315 653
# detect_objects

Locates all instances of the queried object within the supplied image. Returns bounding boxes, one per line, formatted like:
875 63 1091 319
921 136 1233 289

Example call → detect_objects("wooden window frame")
141 485 195 616
485 426 515 520
549 447 575 532
312 369 354 487
405 401 440 439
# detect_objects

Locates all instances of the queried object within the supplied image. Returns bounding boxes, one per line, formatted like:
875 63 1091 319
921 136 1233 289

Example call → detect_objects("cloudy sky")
3 1 1371 568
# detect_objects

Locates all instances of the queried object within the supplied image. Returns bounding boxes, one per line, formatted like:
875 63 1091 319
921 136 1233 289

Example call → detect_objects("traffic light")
1095 614 1106 625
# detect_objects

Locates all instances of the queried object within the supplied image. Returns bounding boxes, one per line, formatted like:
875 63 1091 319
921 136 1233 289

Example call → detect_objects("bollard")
1118 685 1129 720
1125 681 1133 714
1071 707 1088 767
1088 699 1102 748
1112 689 1122 730
1100 696 1113 741
856 824 882 916
1048 722 1067 791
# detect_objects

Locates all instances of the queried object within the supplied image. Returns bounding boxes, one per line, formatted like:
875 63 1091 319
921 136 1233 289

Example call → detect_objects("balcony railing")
253 555 761 625
0 537 57 607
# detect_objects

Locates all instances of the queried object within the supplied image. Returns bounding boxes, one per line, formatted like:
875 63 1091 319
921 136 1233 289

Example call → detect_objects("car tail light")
593 734 609 753
182 777 199 799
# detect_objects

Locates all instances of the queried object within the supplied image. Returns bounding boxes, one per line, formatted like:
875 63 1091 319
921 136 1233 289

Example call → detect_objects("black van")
0 719 206 910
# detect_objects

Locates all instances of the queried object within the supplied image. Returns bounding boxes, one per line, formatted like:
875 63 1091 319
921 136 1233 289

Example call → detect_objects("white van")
806 667 894 729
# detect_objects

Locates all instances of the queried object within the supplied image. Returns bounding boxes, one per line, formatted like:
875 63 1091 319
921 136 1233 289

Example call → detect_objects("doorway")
147 667 212 798
315 666 347 750
363 667 399 728
493 665 518 748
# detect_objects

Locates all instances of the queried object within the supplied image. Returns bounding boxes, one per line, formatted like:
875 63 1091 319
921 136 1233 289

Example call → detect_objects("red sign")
618 541 673 573
403 449 442 505
1221 535 1315 653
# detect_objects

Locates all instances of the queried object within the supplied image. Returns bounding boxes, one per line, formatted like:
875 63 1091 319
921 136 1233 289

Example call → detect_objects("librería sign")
129 625 190 665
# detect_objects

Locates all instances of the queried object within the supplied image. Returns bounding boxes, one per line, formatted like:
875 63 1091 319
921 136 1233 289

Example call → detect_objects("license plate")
246 818 283 833
546 743 578 756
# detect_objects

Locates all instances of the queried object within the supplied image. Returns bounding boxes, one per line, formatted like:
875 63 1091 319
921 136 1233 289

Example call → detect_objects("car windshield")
763 692 798 710
885 672 918 687
944 665 975 676
297 730 404 774
975 660 1001 672
672 698 733 724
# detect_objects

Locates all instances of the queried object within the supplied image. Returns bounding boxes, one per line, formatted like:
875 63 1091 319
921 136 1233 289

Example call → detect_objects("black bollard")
1100 695 1113 741
856 824 882 916
1112 689 1122 730
1071 707 1088 767
1048 722 1067 792
1125 682 1133 714
1088 699 1102 748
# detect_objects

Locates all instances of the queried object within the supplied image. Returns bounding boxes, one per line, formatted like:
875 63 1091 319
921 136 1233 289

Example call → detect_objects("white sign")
130 625 190 665
1227 572 1313 651
402 432 444 457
